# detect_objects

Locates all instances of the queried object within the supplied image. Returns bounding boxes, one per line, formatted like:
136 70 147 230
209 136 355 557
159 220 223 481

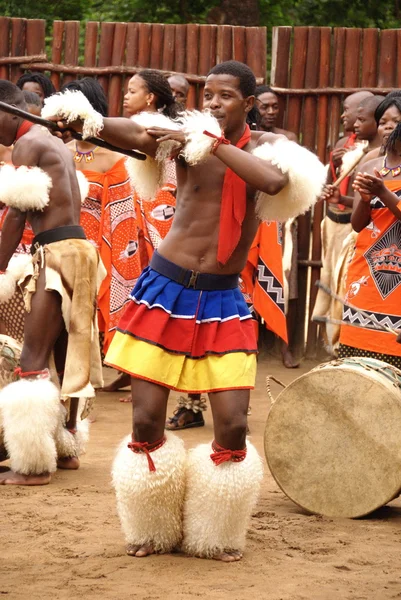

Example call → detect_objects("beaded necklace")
74 143 98 163
379 155 401 178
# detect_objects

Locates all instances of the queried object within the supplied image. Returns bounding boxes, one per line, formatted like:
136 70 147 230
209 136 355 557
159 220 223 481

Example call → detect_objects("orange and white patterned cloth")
81 158 142 353
339 180 401 358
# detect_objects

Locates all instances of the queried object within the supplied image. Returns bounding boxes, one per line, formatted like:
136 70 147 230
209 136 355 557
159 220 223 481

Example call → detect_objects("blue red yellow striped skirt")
105 266 258 393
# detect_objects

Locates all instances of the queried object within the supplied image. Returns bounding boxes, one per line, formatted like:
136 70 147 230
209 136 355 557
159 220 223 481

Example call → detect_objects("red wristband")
203 130 231 154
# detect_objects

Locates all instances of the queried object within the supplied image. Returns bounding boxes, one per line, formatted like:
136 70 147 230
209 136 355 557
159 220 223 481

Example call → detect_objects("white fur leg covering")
182 441 264 557
0 378 60 474
253 138 327 222
55 404 90 458
112 432 186 552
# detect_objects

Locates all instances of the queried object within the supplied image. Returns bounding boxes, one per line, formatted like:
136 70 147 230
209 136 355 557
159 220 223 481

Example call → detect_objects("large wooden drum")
264 357 401 518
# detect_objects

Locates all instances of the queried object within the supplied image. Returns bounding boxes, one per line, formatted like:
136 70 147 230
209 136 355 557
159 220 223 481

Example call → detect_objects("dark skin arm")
147 128 289 195
56 117 159 157
0 208 26 271
353 169 401 223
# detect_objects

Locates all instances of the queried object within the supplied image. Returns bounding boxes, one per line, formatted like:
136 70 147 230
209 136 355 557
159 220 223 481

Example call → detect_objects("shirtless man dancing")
0 81 103 485
51 61 323 561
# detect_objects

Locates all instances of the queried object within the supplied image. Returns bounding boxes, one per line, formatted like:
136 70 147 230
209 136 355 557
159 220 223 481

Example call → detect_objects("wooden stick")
0 54 47 65
271 86 398 96
315 280 398 336
20 61 265 85
332 145 369 188
0 101 146 161
312 315 399 335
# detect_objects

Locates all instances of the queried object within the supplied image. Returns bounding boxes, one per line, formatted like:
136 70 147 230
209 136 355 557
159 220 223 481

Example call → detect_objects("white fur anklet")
42 90 104 139
112 431 186 553
0 377 60 475
253 138 326 222
55 404 90 458
182 440 263 558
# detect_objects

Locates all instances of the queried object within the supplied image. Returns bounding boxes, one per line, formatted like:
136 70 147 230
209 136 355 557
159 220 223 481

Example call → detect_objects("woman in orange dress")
338 96 401 367
62 78 142 354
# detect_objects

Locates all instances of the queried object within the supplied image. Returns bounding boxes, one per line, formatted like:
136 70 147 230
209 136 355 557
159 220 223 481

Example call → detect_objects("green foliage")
0 0 400 28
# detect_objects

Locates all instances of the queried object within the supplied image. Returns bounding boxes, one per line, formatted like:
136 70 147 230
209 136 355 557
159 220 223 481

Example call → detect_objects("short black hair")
138 69 180 119
207 60 256 98
22 90 42 107
375 91 401 124
61 77 108 117
359 95 386 114
255 85 275 98
0 79 26 108
16 72 56 99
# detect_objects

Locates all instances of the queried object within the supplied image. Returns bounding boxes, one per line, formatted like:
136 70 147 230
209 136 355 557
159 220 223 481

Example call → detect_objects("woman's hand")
353 169 385 201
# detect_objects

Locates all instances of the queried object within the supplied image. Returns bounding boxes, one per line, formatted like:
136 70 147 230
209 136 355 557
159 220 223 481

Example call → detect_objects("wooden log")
124 23 139 101
344 28 362 88
26 20 45 58
0 54 47 65
271 26 292 130
361 28 379 88
50 21 64 90
245 27 266 79
233 26 246 63
198 25 217 109
84 22 99 68
0 18 10 80
328 28 345 150
270 86 398 95
307 27 330 357
186 24 199 110
217 25 232 64
174 26 186 73
286 27 307 135
10 18 26 82
162 24 176 72
97 22 115 95
378 29 397 88
63 21 80 86
150 23 164 70
137 22 152 67
22 61 265 84
108 22 127 117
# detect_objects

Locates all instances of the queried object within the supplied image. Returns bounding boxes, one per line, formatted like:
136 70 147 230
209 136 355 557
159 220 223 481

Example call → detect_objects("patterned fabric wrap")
81 158 143 353
339 180 401 357
105 266 258 393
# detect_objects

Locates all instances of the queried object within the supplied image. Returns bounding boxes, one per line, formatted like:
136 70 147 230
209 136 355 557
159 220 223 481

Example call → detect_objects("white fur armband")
181 110 222 165
253 139 327 222
126 112 181 200
42 90 104 140
76 170 89 204
0 164 52 212
0 254 32 303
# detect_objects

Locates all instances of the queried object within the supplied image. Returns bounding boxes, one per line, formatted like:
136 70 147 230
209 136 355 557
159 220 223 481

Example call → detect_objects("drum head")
265 366 401 518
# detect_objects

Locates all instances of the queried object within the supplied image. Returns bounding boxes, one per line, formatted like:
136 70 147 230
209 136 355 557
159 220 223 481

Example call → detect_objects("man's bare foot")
119 395 132 403
100 372 131 392
126 543 155 557
213 550 243 562
0 470 51 485
281 346 300 369
57 456 80 470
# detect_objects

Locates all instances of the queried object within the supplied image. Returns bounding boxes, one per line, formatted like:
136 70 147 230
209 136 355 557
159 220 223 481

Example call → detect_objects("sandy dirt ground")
2 355 401 600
